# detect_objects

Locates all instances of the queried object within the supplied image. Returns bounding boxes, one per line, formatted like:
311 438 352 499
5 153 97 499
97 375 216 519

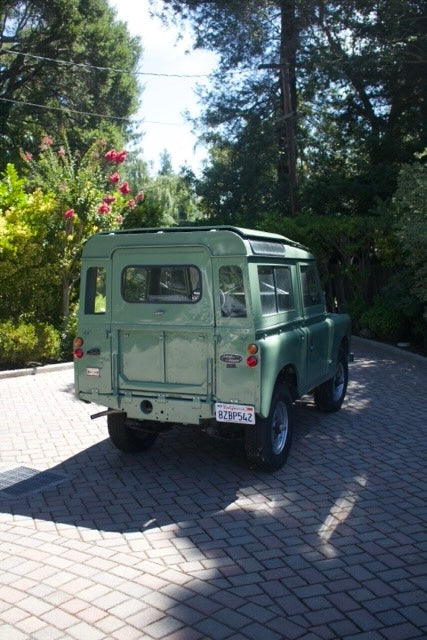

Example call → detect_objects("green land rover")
74 226 351 470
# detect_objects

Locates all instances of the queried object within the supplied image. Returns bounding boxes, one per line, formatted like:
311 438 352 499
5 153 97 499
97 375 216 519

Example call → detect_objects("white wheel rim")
271 401 288 455
333 361 345 402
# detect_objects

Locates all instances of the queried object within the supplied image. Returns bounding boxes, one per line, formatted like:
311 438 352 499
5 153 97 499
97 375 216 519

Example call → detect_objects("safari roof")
82 226 313 260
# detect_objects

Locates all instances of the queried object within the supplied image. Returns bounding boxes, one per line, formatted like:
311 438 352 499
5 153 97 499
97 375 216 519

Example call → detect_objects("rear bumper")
78 390 214 425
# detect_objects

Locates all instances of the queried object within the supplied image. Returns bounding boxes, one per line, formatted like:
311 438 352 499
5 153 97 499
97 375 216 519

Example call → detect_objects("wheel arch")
339 335 350 356
277 364 299 401
260 363 299 418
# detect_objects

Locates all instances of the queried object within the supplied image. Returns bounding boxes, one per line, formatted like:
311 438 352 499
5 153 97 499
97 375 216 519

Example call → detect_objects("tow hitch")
90 409 123 420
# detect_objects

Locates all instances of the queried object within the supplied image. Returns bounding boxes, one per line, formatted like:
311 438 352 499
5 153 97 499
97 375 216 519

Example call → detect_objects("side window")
219 266 247 317
300 264 323 307
122 266 201 303
276 267 294 311
258 266 276 315
258 266 294 315
85 267 106 314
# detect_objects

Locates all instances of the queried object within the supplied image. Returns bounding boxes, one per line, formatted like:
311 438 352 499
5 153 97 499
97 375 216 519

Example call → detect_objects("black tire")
107 411 158 453
245 384 293 471
314 350 348 412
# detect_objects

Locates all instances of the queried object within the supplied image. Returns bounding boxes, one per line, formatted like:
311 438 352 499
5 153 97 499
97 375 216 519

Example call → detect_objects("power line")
0 96 183 126
0 48 210 78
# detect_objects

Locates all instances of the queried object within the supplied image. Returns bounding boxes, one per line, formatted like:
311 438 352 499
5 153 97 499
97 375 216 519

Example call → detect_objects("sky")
109 0 217 175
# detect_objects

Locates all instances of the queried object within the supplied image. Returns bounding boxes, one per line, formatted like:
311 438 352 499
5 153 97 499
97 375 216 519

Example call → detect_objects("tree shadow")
0 372 374 537
2 352 425 637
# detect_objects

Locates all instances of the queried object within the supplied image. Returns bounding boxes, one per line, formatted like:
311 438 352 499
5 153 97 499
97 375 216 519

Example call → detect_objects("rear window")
122 265 201 303
219 266 247 317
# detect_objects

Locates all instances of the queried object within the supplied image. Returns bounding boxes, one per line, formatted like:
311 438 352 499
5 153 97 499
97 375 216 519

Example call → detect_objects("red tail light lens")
246 355 258 368
73 348 84 359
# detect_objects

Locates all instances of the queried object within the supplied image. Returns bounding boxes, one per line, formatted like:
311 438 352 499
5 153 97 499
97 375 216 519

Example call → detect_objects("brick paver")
0 338 426 639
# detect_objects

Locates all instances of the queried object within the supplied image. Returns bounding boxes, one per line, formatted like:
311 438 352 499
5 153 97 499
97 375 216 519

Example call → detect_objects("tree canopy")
0 0 142 169
160 0 426 218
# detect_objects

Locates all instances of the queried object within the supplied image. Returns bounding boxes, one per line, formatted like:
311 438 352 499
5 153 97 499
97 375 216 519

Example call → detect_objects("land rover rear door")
111 246 215 399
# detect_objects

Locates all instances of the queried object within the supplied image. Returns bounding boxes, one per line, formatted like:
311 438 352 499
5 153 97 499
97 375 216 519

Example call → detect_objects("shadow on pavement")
1 349 426 638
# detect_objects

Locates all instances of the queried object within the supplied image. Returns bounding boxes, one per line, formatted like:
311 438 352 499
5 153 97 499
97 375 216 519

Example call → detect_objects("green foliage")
0 171 61 323
0 137 148 326
393 153 427 319
160 0 426 218
0 0 141 169
259 210 407 332
60 303 79 361
122 167 203 229
0 320 61 367
360 299 402 342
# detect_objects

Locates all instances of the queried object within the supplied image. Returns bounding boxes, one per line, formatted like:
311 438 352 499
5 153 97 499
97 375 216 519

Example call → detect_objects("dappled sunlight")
317 473 368 544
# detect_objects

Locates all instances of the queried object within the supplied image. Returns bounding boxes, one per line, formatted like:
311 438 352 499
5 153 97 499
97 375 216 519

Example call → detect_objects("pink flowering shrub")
20 136 145 321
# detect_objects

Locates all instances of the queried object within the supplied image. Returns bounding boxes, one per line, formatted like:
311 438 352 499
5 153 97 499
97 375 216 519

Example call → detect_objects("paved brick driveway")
0 338 426 640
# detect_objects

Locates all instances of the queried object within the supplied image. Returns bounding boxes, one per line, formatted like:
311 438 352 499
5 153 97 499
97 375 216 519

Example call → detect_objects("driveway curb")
0 360 73 380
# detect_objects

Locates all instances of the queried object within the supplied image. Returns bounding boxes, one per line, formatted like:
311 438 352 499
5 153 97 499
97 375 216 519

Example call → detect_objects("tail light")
73 337 84 359
246 355 258 368
246 343 258 367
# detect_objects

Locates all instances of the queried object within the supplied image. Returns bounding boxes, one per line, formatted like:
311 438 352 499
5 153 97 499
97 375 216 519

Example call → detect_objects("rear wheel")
314 350 348 412
245 384 293 471
107 411 158 453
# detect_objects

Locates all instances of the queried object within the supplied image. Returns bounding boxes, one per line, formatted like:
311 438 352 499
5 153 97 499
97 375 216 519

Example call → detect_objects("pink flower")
41 135 53 147
97 202 111 214
136 191 144 203
58 146 66 157
24 152 32 161
63 208 75 219
128 199 136 209
116 215 123 225
104 149 117 163
104 149 127 164
119 181 131 195
114 150 127 164
109 172 120 184
103 194 116 205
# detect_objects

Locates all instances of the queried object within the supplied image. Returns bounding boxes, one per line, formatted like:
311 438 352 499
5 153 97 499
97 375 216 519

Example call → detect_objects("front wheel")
107 411 158 453
245 384 293 471
314 351 348 412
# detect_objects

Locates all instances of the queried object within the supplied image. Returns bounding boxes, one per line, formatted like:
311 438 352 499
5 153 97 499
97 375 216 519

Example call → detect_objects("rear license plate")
215 403 255 425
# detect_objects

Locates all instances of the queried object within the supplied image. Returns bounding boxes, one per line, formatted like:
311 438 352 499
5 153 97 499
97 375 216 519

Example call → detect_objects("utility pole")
259 61 298 216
